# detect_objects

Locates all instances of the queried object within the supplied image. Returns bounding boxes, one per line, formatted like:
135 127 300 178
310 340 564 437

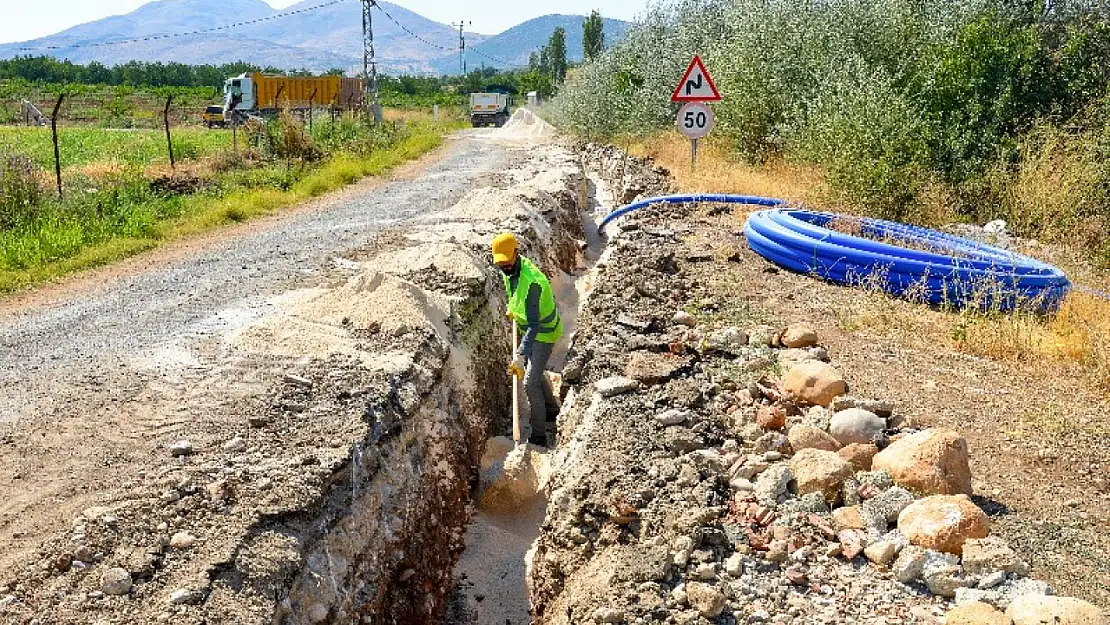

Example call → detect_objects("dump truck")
223 72 364 121
470 92 512 127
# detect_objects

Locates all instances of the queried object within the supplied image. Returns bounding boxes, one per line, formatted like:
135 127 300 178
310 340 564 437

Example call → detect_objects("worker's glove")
508 353 526 378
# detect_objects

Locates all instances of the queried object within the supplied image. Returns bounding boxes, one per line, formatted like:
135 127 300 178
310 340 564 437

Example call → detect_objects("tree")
548 27 568 83
583 10 605 60
528 51 541 71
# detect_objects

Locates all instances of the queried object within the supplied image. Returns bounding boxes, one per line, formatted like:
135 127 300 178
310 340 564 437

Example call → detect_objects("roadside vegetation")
0 113 455 293
551 0 1110 391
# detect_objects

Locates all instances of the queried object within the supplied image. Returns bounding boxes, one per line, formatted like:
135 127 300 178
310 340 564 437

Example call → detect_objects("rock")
100 568 132 596
729 477 754 492
754 465 793 506
788 425 841 452
891 545 958 584
704 326 749 354
168 440 194 457
872 429 973 496
625 352 689 384
856 470 895 491
861 486 914 524
283 373 314 388
222 436 246 452
946 602 1011 625
597 376 639 398
205 479 231 502
168 588 204 605
74 545 95 563
781 324 819 348
899 494 989 554
693 563 717 580
753 432 791 454
839 443 879 471
864 540 898 566
686 582 726 618
829 409 886 446
169 532 197 549
656 409 690 426
766 540 789 562
781 361 847 407
593 607 625 623
790 448 854 505
978 571 1007 589
756 405 786 430
1006 595 1105 625
749 609 771 623
962 536 1030 577
831 396 894 418
724 553 744 577
801 406 832 431
838 529 869 559
308 603 329 622
673 310 697 327
926 564 974 597
832 506 865 530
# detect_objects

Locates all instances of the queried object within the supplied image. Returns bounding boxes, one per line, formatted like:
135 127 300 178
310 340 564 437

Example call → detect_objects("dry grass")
628 133 826 204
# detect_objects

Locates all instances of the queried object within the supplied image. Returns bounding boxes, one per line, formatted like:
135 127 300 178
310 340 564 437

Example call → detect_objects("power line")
371 3 515 70
371 2 450 52
12 0 352 52
470 47 515 69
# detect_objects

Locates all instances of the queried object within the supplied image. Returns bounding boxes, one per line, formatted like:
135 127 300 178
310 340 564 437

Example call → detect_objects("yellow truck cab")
202 105 225 128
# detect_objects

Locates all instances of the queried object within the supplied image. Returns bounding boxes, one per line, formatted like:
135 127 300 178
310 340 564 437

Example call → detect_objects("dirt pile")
495 108 558 143
525 148 1106 624
0 142 587 624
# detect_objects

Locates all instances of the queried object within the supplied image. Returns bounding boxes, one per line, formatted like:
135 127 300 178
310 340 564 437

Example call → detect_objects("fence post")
308 88 317 133
163 95 175 171
51 94 64 198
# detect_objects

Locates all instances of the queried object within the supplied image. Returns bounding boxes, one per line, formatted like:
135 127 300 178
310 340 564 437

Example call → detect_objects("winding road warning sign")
671 55 721 102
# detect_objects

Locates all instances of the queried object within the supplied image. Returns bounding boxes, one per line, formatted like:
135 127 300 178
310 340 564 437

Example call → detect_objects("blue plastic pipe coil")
598 194 1072 311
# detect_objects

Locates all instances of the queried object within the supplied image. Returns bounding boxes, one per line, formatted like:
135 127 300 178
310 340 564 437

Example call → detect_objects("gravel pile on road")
526 153 1106 625
0 142 588 624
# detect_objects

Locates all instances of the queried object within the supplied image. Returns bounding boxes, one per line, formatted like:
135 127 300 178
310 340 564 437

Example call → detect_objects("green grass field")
0 126 232 171
0 119 457 293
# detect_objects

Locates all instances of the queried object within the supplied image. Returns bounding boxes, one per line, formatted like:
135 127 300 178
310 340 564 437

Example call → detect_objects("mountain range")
0 0 630 75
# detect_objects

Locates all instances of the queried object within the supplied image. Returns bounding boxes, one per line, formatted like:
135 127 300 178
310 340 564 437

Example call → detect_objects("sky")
0 0 647 45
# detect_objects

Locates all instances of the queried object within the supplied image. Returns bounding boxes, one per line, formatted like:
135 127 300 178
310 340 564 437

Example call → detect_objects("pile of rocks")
526 183 1105 624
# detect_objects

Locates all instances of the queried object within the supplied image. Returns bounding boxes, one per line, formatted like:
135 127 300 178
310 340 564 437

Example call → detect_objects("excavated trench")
230 140 633 625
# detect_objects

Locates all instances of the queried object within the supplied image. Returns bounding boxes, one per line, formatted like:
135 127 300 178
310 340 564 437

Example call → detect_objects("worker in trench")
492 232 563 447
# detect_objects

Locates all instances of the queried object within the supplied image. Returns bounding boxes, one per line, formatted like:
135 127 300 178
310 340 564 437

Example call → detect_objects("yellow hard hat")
492 232 518 264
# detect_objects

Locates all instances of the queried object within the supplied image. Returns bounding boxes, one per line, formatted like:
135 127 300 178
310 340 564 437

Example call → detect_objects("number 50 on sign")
676 102 714 139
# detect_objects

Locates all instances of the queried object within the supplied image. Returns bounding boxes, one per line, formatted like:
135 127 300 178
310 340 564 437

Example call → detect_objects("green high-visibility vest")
503 256 563 344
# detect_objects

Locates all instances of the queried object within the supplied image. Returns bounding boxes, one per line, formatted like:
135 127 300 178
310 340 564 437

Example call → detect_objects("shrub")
551 0 1110 241
0 150 43 228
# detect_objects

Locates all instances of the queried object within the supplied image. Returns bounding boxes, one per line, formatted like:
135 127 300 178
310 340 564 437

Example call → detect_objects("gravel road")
0 132 508 424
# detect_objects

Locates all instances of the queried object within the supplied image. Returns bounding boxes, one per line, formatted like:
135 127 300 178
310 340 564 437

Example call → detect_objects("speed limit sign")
676 102 714 139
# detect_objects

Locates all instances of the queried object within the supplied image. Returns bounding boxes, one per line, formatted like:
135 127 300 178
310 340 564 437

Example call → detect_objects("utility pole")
452 21 471 76
361 0 382 124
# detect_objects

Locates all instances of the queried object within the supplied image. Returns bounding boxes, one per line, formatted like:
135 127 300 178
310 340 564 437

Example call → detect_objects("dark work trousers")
522 340 559 444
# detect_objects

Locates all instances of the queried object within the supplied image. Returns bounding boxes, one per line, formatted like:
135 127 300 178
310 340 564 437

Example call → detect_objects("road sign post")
676 101 715 169
672 55 721 170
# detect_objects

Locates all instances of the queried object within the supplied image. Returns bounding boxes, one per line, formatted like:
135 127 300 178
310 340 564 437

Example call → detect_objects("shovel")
512 321 521 445
477 314 550 513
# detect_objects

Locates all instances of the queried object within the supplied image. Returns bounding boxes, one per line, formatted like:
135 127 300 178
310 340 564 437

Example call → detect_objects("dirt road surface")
0 132 508 598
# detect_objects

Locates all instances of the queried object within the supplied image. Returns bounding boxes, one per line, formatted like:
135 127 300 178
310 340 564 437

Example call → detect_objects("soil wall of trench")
0 142 589 625
227 147 591 624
